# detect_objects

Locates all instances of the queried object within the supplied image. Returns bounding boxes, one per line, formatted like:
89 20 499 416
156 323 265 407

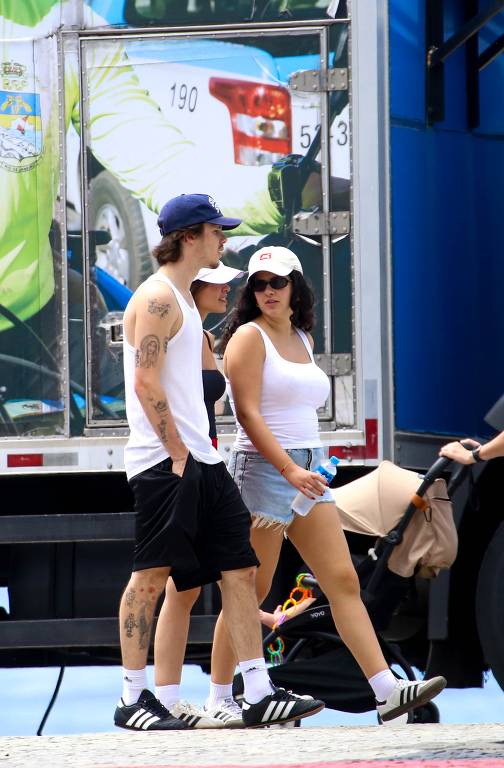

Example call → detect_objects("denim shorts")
227 447 334 528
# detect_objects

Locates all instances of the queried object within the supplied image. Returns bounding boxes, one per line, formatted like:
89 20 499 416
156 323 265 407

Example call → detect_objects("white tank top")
123 273 221 479
228 322 330 451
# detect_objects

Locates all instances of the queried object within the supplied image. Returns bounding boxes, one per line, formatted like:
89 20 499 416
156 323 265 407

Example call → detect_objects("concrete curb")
1 723 504 768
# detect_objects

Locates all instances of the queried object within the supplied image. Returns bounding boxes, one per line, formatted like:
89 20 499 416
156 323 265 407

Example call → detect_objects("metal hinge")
289 68 348 93
292 210 350 236
99 311 124 349
314 353 352 377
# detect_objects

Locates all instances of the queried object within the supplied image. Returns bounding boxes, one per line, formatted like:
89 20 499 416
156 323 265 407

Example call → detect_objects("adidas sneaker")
376 676 447 722
114 689 189 731
203 696 244 728
241 686 324 728
170 700 225 729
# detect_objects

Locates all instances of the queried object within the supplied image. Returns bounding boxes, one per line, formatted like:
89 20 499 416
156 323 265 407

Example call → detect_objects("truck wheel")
89 170 152 289
476 522 504 691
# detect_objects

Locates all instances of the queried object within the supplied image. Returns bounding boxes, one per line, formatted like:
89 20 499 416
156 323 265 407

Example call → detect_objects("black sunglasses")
250 275 290 293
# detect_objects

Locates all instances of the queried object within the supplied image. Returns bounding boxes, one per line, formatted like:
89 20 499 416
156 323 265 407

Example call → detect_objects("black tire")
89 170 152 288
476 522 504 691
412 702 440 724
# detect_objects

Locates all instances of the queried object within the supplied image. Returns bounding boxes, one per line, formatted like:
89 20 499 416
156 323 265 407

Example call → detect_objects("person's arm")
439 431 504 465
225 326 326 498
133 283 188 477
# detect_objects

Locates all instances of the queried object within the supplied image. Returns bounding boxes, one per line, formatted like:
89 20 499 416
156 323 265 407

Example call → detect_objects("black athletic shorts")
128 453 259 591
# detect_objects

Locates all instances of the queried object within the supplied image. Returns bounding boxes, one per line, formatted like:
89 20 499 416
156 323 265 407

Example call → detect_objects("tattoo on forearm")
147 395 169 415
136 334 160 368
158 416 168 443
148 298 171 319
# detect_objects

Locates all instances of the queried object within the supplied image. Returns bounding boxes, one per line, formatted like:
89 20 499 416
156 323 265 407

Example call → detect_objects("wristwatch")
471 446 484 463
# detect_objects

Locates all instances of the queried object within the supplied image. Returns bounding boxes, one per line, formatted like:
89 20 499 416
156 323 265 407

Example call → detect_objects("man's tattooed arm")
135 334 160 368
148 298 171 319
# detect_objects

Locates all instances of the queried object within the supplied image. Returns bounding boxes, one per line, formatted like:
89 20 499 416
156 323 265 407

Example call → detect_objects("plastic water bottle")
291 456 340 516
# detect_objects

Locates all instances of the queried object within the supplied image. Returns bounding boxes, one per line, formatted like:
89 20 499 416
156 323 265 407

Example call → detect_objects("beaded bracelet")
280 460 293 476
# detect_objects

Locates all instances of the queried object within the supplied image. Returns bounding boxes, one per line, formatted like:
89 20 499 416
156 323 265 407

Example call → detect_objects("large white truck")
1 0 503 694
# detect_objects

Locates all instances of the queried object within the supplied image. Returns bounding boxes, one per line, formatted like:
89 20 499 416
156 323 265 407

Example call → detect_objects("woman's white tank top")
227 322 330 451
123 273 221 480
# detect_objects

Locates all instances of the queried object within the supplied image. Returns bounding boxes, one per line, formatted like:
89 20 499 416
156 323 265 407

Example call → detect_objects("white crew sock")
206 682 233 708
368 669 397 701
239 658 273 704
155 683 180 710
121 667 148 706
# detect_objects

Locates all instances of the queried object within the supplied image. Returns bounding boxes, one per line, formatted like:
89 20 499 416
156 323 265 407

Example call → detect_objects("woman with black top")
152 262 247 729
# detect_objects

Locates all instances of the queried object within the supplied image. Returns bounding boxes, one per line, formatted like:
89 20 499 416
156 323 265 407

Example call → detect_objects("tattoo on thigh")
136 335 160 368
148 298 171 319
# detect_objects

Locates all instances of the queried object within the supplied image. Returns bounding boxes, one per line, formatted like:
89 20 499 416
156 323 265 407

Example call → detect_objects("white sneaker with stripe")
114 689 189 731
203 696 244 728
241 686 324 728
376 676 447 722
170 700 225 729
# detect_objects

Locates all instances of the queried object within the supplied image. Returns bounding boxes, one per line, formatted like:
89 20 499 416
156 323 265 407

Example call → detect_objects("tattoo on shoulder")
136 334 160 368
148 298 171 319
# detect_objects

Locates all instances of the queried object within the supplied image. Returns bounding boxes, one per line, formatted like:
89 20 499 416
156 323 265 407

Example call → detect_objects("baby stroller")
233 455 459 723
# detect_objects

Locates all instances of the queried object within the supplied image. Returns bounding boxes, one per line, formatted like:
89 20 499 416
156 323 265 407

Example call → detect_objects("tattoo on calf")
124 613 136 639
125 588 136 608
123 606 152 649
136 334 160 368
148 298 171 319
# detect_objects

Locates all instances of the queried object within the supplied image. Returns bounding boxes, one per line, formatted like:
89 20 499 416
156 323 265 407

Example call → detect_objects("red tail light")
209 77 291 166
329 419 379 462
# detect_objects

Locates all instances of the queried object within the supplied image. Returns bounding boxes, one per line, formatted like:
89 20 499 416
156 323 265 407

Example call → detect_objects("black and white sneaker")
170 700 225 729
241 686 324 728
114 689 189 731
203 697 244 728
376 676 447 722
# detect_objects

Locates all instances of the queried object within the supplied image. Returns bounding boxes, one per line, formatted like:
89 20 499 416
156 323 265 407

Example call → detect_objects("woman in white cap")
212 245 446 723
152 261 248 729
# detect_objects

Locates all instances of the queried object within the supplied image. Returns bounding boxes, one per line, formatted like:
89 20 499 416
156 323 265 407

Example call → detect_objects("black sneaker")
114 689 190 731
241 687 324 728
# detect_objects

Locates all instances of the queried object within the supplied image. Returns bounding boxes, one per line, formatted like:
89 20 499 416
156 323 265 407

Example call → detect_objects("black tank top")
202 331 226 439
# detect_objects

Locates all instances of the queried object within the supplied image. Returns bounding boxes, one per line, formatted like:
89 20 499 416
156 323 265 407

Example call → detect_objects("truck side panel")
390 0 504 439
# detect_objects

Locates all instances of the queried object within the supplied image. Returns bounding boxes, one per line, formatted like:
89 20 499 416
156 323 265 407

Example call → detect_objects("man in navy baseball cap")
158 194 241 236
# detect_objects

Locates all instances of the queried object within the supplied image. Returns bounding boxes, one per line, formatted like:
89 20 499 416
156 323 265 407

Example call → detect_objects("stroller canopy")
332 461 458 578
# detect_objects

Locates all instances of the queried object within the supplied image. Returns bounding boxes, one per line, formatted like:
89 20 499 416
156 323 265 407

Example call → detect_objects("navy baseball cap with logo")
157 194 242 236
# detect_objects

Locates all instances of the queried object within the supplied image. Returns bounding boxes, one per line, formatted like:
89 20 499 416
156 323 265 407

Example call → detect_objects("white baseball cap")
247 246 303 280
195 262 245 284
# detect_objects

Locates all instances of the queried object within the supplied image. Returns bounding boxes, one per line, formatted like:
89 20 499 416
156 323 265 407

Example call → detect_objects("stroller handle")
421 455 451 484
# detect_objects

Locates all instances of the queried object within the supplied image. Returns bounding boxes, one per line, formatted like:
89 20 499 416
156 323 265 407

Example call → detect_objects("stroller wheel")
411 701 440 723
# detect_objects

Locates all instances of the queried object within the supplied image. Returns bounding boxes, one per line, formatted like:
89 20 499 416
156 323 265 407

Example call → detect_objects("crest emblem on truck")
0 64 43 172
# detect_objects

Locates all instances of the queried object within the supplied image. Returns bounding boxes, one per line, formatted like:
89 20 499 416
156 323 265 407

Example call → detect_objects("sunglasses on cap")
250 276 291 293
